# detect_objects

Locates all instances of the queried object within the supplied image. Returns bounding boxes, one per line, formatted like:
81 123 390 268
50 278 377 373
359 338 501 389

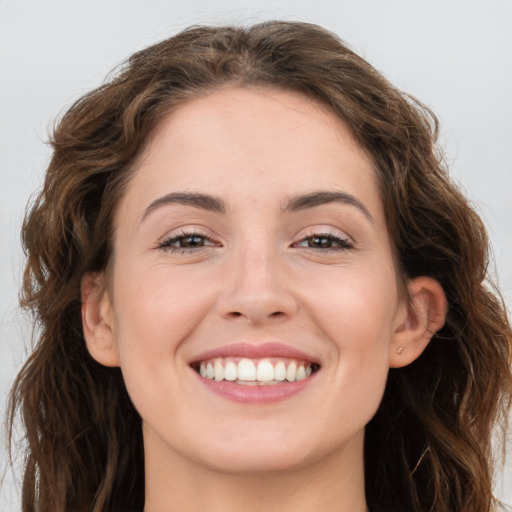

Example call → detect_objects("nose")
216 244 297 325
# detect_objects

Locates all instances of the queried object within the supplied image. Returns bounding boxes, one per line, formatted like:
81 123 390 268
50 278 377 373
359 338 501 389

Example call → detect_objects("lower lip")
195 373 315 404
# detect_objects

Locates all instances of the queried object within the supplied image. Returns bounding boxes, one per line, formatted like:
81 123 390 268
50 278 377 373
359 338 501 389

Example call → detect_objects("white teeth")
224 361 238 381
197 357 316 383
214 359 224 381
274 361 286 381
296 365 306 381
206 362 215 379
286 361 297 382
238 358 257 381
256 360 274 381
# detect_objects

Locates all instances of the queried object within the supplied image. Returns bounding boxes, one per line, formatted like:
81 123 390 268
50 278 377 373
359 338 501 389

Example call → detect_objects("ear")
81 273 120 367
389 276 447 368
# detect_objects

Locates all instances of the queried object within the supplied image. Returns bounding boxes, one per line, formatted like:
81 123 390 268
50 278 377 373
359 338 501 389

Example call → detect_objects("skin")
82 87 446 512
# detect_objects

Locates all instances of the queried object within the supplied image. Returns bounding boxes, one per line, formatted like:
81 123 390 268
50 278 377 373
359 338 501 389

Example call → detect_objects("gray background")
1 0 511 509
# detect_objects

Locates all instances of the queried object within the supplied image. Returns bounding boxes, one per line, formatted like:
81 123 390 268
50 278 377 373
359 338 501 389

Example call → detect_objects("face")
90 87 412 475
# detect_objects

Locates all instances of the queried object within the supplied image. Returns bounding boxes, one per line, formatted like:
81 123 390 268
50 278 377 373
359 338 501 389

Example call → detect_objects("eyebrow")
284 191 373 222
141 189 372 222
142 192 226 221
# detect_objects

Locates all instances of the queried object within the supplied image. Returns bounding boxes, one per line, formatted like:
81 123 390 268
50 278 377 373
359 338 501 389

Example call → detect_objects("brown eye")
308 236 334 248
296 234 353 250
178 235 207 247
158 232 218 252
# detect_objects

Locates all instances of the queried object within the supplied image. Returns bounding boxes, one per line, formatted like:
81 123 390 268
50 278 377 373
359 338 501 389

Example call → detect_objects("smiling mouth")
191 357 321 385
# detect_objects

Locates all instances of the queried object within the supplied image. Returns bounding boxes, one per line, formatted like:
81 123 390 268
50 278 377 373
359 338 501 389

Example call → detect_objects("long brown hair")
7 21 512 512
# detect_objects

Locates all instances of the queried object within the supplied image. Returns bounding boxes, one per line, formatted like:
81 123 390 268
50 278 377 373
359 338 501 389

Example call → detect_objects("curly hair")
7 21 512 512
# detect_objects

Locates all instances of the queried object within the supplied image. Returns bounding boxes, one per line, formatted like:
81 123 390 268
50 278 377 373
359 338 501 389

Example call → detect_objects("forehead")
144 86 368 158
120 86 382 220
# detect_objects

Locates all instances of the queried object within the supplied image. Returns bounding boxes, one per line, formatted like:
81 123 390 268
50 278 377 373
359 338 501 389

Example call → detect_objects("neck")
143 428 368 512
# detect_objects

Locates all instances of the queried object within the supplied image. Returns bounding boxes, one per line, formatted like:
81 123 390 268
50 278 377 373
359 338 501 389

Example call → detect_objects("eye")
295 233 353 251
158 231 219 252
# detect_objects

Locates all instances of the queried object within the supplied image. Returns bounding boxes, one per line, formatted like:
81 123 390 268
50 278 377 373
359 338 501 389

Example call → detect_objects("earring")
396 346 404 355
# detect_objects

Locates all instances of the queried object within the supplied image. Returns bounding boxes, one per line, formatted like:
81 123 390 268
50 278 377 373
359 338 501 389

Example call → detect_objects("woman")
7 21 512 512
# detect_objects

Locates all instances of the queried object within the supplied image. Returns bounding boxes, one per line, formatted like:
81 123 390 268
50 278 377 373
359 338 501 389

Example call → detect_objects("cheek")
305 267 398 412
109 269 211 421
309 266 399 349
111 264 212 365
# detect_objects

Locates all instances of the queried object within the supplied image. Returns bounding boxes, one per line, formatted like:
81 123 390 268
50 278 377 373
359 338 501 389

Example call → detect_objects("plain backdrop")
1 0 511 510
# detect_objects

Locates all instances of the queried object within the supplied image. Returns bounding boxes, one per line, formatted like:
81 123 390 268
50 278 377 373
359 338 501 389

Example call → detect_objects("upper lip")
190 342 320 365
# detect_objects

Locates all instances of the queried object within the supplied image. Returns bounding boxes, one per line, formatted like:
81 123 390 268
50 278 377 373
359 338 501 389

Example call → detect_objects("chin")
200 445 312 475
191 424 345 476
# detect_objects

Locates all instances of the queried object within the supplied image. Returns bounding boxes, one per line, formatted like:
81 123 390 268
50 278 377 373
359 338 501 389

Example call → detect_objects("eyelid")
292 227 355 251
156 227 222 252
295 226 353 241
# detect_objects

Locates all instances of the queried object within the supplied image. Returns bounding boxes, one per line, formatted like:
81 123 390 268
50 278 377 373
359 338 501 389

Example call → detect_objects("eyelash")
293 232 354 252
157 230 219 253
157 229 354 254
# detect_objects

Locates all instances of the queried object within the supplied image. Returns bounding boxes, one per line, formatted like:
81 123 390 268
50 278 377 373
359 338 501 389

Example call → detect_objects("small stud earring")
396 346 404 355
